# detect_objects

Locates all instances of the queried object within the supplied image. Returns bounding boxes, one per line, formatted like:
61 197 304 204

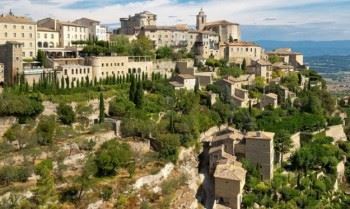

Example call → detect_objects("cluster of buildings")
203 127 274 209
0 9 306 89
0 11 110 60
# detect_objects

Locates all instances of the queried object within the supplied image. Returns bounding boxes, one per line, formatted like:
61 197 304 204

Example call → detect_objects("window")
30 52 33 57
106 63 109 67
22 52 25 57
30 33 32 38
29 26 32 30
72 69 74 74
64 69 67 75
13 33 16 38
21 25 24 29
102 63 104 67
13 25 16 29
51 34 54 39
4 25 7 29
87 68 90 74
44 33 47 39
83 68 86 74
76 69 78 74
21 33 24 38
80 69 82 74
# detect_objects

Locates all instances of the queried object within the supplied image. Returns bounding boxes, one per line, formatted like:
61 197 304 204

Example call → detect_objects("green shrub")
57 103 76 125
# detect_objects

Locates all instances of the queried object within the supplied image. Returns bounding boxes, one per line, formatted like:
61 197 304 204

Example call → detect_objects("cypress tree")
134 81 144 108
194 78 200 94
94 77 98 86
85 76 89 87
60 77 65 89
242 58 247 71
129 75 136 102
65 77 70 89
99 93 105 123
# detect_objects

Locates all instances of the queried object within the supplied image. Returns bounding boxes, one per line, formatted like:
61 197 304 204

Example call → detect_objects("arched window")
38 42 42 48
49 42 54 48
43 42 48 48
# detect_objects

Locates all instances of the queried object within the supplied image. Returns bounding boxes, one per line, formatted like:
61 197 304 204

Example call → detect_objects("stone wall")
325 125 347 143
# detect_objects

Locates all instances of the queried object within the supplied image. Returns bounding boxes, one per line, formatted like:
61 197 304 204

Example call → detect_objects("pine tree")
99 93 105 123
129 75 136 102
134 81 144 108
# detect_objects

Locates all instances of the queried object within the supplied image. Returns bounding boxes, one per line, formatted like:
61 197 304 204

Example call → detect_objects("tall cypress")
129 75 136 102
99 93 105 123
135 81 144 108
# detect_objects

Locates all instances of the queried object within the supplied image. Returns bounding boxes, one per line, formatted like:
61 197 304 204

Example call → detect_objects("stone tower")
196 8 207 31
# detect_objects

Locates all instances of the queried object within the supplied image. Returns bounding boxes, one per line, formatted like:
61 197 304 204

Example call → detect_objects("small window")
72 69 74 74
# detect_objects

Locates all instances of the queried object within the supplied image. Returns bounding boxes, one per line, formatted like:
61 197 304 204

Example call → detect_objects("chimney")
256 131 261 137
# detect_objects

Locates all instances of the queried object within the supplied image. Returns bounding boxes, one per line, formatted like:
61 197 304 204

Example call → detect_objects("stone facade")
170 74 196 90
38 18 88 48
57 65 93 88
243 131 274 180
73 18 108 41
214 159 246 209
221 41 264 65
119 11 157 35
267 48 304 69
87 56 153 81
37 27 60 49
0 41 23 85
260 93 278 109
0 12 37 59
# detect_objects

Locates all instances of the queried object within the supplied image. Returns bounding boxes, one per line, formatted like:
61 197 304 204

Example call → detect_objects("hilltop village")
0 9 350 209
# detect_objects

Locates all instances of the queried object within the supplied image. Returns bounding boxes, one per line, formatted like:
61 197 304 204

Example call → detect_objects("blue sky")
1 0 350 41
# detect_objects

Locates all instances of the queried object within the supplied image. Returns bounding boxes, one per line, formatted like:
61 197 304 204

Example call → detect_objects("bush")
0 94 43 121
100 186 113 201
109 97 135 117
57 103 76 125
94 140 133 176
0 165 31 186
36 116 56 145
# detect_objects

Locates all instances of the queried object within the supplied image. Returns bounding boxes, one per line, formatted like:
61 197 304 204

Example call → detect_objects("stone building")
248 60 273 82
221 41 264 65
37 27 60 49
73 18 108 41
57 65 93 87
0 12 37 59
243 131 274 180
119 11 157 35
260 93 278 109
214 159 246 209
86 56 153 81
197 9 241 42
139 25 199 52
0 41 23 85
38 18 88 48
170 74 196 90
267 48 304 69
